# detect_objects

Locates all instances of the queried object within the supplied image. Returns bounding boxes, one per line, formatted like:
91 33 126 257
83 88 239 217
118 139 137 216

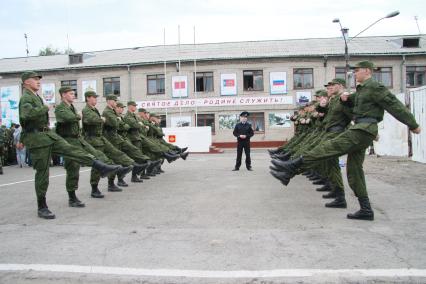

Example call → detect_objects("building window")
373 67 393 87
159 115 167 128
219 114 239 130
293 68 313 89
147 74 165 95
61 80 78 98
406 66 426 88
402 38 420 48
248 112 265 132
335 67 356 88
196 113 215 134
195 72 214 92
68 54 83 64
103 77 120 96
243 70 263 91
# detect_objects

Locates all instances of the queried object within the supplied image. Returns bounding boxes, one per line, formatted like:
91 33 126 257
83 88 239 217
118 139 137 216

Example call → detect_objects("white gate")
373 93 409 157
410 86 426 163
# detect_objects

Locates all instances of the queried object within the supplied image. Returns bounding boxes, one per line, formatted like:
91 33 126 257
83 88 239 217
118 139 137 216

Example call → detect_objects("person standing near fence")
13 124 26 168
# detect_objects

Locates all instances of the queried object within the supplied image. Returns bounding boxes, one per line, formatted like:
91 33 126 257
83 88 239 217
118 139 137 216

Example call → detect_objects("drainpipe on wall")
400 54 406 95
400 54 412 157
127 65 132 101
323 56 328 82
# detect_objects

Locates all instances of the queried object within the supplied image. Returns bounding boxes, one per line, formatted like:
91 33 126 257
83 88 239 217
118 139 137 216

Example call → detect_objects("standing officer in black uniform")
233 111 254 171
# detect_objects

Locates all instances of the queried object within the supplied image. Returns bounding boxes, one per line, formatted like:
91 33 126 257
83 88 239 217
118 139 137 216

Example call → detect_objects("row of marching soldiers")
268 61 421 221
18 71 189 219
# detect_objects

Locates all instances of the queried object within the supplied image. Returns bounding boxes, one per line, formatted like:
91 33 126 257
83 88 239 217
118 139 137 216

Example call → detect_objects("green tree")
38 46 75 56
38 46 61 56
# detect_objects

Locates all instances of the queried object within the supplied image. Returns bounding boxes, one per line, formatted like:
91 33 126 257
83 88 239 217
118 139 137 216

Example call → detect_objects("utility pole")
24 33 29 57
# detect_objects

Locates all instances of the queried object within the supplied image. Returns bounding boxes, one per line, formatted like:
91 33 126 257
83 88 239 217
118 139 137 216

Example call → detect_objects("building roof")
1 34 425 74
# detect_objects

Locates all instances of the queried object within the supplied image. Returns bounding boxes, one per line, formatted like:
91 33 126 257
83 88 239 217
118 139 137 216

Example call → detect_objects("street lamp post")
332 11 400 89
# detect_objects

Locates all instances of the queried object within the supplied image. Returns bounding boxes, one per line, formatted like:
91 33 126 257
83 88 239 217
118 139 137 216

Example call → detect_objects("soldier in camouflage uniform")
271 61 421 221
102 95 152 183
55 87 131 205
82 91 147 194
18 71 120 219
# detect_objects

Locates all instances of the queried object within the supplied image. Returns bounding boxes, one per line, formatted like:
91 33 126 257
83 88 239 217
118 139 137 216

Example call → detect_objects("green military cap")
116 102 126 108
106 94 118 101
330 78 346 86
127 101 137 106
150 112 160 118
21 71 42 82
314 90 327 97
351 60 375 70
84 90 98 98
59 86 73 95
138 108 147 113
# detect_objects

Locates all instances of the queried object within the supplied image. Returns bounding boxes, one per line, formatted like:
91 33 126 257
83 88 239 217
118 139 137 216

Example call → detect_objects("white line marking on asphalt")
0 264 425 278
0 169 91 188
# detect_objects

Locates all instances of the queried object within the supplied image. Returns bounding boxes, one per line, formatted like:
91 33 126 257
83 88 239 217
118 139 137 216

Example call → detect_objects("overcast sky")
0 0 425 59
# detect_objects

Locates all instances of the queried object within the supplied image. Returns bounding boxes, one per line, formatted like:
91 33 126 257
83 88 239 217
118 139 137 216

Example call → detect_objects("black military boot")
232 167 239 171
116 166 131 187
139 170 151 180
325 190 347 208
91 184 104 198
268 148 281 156
322 189 337 198
316 182 332 192
117 177 129 187
132 162 150 175
269 170 291 186
180 151 189 160
347 197 374 221
305 170 315 178
108 178 122 192
309 173 322 181
270 156 304 179
116 165 132 181
153 162 162 174
68 191 85 208
131 173 143 183
312 178 326 185
145 161 160 177
0 167 3 175
272 152 292 161
157 161 165 173
163 152 180 163
37 196 55 219
92 160 120 178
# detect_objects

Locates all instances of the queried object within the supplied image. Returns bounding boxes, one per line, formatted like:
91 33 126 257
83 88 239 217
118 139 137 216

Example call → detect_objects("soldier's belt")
60 134 80 138
24 127 50 133
84 134 101 138
326 125 345 133
103 129 117 134
354 117 378 124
